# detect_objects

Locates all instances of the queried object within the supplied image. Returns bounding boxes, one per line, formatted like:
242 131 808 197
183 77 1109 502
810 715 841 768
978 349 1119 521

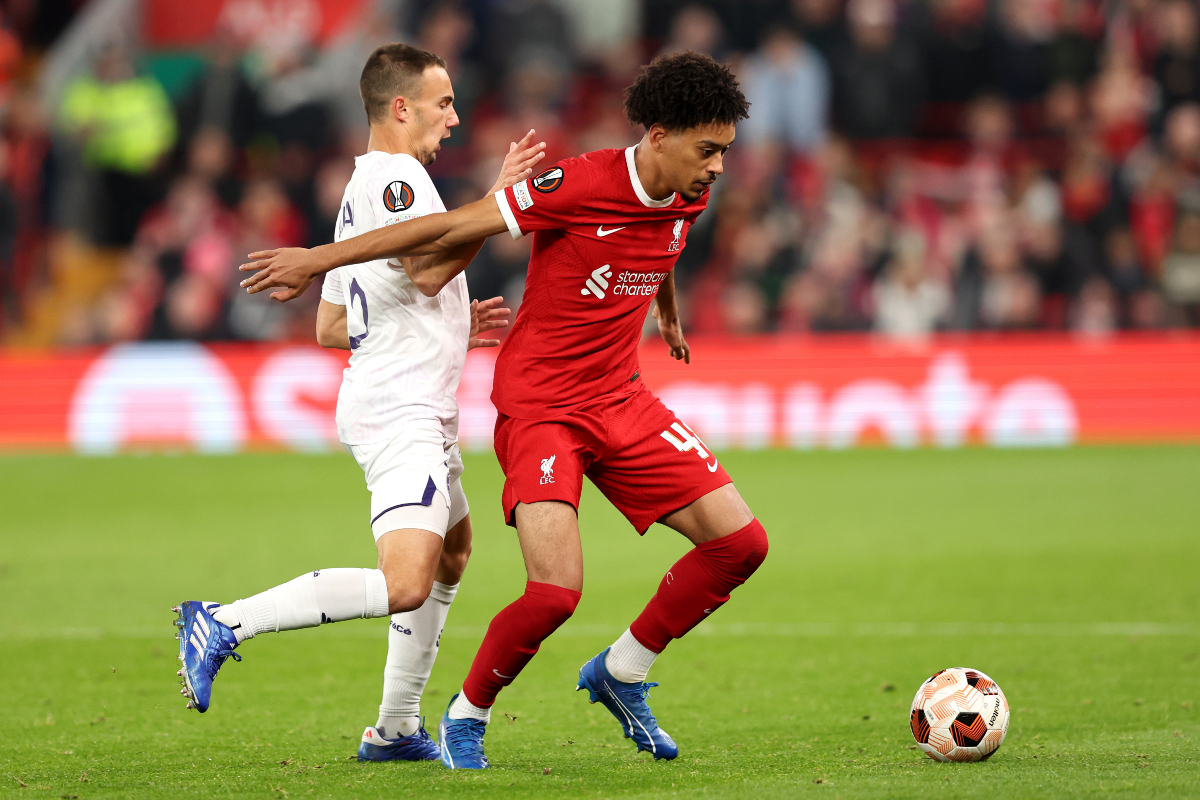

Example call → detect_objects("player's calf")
210 568 390 642
458 581 581 708
435 517 472 585
433 580 580 769
374 580 460 749
172 568 391 712
630 518 768 651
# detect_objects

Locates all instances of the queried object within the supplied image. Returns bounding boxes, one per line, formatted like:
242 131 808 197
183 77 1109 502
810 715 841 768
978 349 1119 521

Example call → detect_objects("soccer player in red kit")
240 52 768 769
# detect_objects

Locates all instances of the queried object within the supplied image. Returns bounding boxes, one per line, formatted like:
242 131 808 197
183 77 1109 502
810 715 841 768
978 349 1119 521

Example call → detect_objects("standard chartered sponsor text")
613 270 669 296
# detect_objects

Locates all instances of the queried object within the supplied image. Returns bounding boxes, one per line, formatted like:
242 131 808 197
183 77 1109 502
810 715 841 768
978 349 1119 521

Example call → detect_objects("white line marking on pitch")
3 622 1198 641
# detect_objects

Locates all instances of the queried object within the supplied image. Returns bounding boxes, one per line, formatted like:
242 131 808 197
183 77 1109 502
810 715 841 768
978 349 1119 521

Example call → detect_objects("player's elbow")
315 322 347 349
412 272 447 297
315 328 337 348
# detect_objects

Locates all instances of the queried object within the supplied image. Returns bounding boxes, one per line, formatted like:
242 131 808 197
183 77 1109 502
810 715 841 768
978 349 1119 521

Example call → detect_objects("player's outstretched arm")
400 131 545 297
240 133 543 303
653 271 690 364
239 198 509 301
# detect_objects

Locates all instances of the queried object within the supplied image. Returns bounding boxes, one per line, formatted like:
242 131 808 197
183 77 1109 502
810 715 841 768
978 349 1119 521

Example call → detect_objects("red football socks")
458 522 768 707
630 519 769 653
461 581 581 708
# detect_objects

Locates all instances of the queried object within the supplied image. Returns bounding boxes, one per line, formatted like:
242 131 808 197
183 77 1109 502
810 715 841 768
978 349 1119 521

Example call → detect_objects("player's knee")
740 519 769 576
556 589 582 620
383 571 434 614
540 590 580 626
707 518 769 581
525 581 582 628
388 584 431 614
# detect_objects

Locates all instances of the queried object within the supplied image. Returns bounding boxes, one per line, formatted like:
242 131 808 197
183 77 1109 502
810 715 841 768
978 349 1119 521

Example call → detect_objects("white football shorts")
346 429 468 540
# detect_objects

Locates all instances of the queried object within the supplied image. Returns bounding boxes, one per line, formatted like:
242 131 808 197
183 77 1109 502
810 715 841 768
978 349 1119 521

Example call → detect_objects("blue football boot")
438 694 489 769
576 647 678 760
357 724 440 762
173 601 241 712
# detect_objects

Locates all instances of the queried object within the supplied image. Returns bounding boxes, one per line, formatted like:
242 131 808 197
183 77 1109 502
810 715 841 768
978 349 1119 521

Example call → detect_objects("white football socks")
212 568 390 644
605 628 658 684
376 581 458 739
448 690 491 723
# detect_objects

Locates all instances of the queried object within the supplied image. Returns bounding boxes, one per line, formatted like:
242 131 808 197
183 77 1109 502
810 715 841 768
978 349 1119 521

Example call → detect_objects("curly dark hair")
624 51 749 132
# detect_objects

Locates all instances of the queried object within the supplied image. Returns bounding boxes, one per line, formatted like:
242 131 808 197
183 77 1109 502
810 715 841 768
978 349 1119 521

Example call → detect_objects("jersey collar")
625 146 676 208
358 150 421 167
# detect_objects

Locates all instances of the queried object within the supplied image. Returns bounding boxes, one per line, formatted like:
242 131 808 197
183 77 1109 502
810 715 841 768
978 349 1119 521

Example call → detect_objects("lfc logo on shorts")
540 455 556 484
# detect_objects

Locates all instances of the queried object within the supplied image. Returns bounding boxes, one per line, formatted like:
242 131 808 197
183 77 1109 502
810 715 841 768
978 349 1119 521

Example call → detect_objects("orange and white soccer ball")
910 667 1009 762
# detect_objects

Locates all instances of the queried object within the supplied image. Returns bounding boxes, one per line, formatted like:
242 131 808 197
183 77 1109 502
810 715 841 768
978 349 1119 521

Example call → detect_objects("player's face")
410 67 460 166
662 123 736 202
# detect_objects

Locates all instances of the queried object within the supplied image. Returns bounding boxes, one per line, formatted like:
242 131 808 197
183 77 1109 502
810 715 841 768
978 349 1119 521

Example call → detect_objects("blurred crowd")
3 0 1200 345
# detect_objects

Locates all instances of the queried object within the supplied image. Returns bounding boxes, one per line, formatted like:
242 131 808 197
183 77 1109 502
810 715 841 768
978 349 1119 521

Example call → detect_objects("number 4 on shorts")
660 421 710 459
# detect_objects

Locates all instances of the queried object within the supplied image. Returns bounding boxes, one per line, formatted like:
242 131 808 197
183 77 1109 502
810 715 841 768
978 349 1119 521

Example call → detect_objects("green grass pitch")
1 446 1198 798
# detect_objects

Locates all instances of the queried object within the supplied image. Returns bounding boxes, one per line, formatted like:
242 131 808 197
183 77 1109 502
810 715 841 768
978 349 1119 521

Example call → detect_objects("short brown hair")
359 43 447 124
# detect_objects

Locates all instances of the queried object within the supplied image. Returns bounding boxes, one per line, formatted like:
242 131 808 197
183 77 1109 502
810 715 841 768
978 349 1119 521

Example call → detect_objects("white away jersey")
320 151 470 444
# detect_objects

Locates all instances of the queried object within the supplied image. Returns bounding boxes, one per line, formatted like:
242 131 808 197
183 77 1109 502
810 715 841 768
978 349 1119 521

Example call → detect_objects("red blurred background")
4 334 1198 452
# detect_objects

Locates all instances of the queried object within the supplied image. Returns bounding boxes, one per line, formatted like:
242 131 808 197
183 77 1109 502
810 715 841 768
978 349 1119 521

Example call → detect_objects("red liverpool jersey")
491 146 708 419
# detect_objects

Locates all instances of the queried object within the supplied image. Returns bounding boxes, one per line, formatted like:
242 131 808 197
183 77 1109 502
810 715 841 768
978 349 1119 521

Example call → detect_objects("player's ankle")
210 603 250 645
605 628 658 683
448 691 491 723
376 714 421 738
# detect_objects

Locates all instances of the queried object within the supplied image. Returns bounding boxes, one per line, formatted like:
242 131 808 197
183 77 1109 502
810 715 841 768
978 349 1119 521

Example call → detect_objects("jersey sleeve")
320 267 345 305
494 159 589 239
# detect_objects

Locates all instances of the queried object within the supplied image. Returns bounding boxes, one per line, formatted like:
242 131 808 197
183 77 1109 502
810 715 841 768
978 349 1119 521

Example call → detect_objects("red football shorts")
494 385 733 534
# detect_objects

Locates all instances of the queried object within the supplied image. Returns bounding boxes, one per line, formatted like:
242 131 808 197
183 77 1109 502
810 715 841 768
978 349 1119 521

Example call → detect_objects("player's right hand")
489 129 546 195
239 247 324 302
652 303 691 364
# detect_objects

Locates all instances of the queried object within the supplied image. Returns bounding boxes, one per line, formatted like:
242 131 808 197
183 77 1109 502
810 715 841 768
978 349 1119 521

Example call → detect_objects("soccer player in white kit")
171 43 545 761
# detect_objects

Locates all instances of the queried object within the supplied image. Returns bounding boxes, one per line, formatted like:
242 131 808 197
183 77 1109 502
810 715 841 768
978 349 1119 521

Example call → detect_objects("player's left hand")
489 129 547 195
652 303 690 364
239 247 325 302
469 296 511 350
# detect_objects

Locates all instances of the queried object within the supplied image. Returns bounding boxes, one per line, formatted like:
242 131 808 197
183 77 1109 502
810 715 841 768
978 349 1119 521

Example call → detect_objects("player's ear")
647 124 668 152
393 95 409 123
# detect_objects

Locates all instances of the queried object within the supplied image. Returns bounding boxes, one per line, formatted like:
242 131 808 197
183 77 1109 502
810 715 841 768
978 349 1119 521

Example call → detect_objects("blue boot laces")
445 718 486 756
203 643 242 678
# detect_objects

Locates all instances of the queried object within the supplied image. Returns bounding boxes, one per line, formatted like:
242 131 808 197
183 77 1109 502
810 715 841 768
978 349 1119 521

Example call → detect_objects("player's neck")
366 124 420 161
632 140 674 202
